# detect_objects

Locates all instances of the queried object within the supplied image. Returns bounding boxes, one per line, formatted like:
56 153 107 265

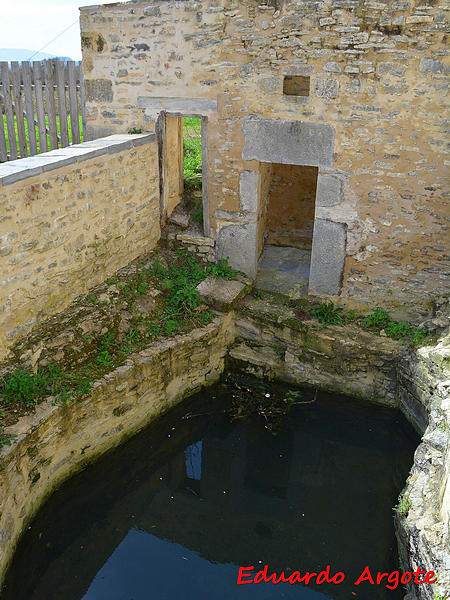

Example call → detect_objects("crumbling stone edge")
0 315 448 599
395 332 450 600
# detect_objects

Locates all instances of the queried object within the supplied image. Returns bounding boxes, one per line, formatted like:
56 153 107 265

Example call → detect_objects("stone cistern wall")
0 313 234 587
0 296 448 598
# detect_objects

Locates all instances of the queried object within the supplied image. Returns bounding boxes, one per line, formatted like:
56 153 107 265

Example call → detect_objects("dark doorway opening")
257 163 318 298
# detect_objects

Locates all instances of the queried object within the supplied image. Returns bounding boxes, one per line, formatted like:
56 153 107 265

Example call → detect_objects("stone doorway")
257 163 318 298
159 113 210 236
231 116 346 298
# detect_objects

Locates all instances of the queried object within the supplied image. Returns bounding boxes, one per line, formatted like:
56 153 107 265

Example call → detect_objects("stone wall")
0 314 234 586
396 332 450 600
266 163 318 249
230 294 400 405
0 134 160 361
80 0 449 312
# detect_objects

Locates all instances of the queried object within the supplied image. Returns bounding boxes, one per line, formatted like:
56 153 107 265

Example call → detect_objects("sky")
0 0 115 60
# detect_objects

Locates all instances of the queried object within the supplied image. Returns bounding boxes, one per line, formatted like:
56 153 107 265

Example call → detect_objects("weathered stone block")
309 219 346 296
216 222 258 279
85 79 113 103
323 62 341 73
143 6 161 17
242 117 334 168
239 170 259 213
419 58 448 74
196 276 247 311
311 78 339 99
315 173 343 207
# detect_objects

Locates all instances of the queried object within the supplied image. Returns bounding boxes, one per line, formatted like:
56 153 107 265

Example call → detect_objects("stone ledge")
0 133 156 186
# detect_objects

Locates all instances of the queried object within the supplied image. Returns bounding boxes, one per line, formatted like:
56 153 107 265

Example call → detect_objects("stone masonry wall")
0 313 234 586
80 0 449 312
0 134 160 361
396 331 450 600
266 163 318 249
230 294 401 405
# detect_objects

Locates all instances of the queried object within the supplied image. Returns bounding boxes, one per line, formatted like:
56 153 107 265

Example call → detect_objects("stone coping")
0 133 156 187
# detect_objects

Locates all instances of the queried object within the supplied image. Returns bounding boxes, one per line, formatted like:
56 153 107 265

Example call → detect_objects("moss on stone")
281 318 308 333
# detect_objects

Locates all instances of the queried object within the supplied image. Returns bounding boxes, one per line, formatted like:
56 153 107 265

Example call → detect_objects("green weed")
362 309 391 330
312 302 345 326
412 328 428 346
207 257 238 280
363 309 429 345
0 363 93 409
393 493 411 516
0 431 17 448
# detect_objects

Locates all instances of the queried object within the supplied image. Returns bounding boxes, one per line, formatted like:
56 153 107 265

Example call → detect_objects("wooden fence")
0 60 86 162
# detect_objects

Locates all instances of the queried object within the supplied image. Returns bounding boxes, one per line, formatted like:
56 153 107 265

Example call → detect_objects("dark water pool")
2 376 418 600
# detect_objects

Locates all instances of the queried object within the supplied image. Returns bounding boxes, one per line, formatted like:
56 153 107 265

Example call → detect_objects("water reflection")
82 529 331 600
2 381 418 600
185 440 203 481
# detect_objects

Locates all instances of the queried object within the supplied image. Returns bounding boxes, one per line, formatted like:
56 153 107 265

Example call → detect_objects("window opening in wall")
283 76 310 97
183 117 203 231
257 163 318 299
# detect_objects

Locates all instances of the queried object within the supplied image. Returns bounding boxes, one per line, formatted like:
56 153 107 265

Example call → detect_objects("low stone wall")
0 313 234 585
230 295 400 406
396 332 450 600
169 231 216 263
0 134 159 361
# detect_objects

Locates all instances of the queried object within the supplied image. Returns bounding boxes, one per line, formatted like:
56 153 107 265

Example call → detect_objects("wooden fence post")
33 61 48 154
0 61 18 160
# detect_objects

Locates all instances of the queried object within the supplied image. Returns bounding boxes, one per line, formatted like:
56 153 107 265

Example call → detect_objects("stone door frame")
138 97 217 238
231 116 347 297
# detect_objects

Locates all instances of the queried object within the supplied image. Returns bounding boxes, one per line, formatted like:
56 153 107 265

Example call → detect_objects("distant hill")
0 49 73 63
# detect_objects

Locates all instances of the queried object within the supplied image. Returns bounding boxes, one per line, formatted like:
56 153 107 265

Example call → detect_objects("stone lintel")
137 96 218 115
242 117 334 167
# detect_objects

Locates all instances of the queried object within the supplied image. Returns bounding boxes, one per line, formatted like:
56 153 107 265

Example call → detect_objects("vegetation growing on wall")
0 249 238 445
311 302 429 346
